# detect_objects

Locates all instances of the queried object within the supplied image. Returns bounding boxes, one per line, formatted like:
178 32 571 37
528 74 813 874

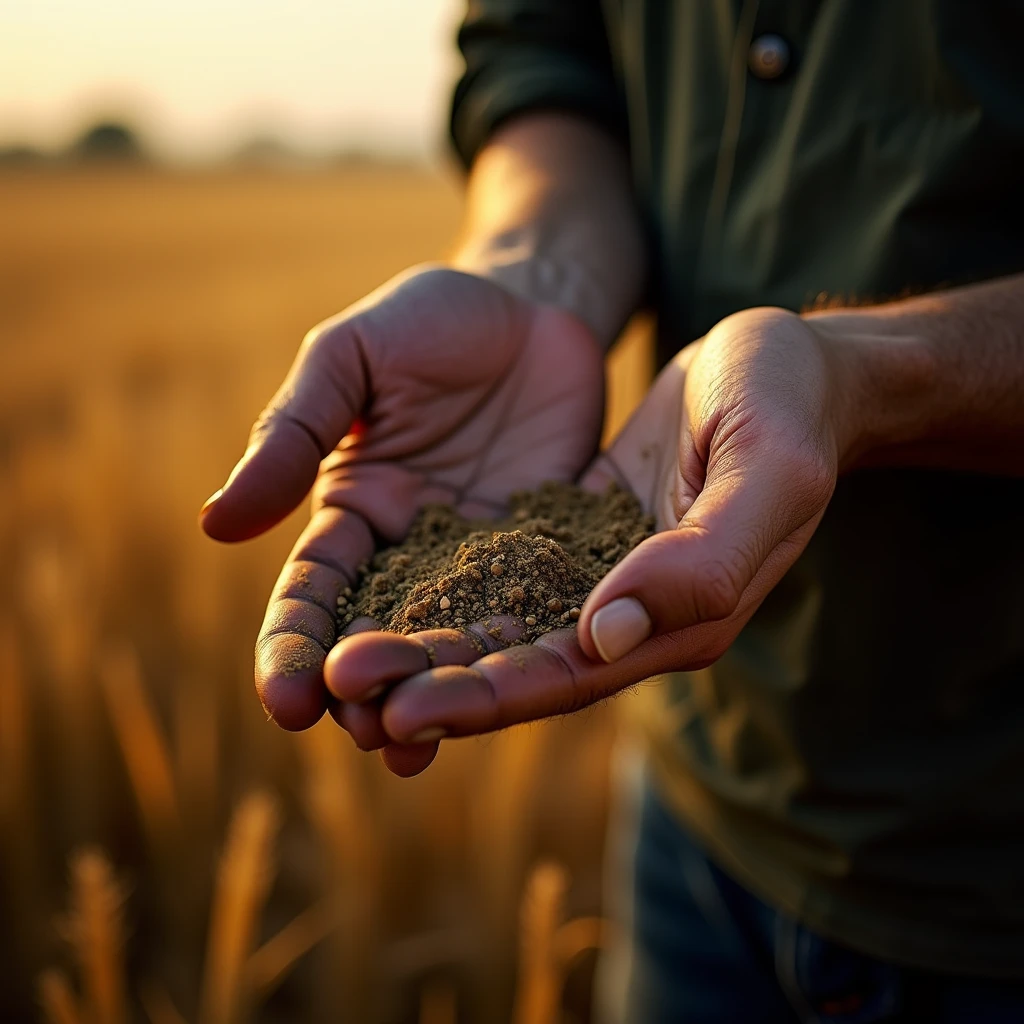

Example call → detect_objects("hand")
330 307 845 773
200 265 604 774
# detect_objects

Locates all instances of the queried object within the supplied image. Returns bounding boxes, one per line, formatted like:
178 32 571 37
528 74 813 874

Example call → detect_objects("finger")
331 693 442 775
326 629 479 702
200 320 368 542
578 452 832 664
329 698 390 751
255 506 374 730
379 741 440 777
380 630 599 740
324 618 523 702
327 632 433 703
380 601 770 742
380 627 669 741
327 618 387 748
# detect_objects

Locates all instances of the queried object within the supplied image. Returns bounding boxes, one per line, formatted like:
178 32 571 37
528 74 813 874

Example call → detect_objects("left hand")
200 267 604 777
329 307 849 772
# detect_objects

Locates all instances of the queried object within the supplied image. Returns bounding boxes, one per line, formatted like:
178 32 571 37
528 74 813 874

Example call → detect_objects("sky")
0 0 463 162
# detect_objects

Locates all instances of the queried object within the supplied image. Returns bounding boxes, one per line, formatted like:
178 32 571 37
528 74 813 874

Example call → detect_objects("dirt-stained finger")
325 631 432 703
255 506 374 730
378 630 596 740
378 625 699 742
324 616 525 702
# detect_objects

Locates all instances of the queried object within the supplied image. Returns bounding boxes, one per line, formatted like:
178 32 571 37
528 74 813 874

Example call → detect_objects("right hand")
200 266 604 774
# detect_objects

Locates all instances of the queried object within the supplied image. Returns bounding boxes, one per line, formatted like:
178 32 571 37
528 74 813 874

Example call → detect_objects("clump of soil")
337 482 654 645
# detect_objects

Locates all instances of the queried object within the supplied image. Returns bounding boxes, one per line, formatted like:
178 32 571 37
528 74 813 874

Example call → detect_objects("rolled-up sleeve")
450 0 627 168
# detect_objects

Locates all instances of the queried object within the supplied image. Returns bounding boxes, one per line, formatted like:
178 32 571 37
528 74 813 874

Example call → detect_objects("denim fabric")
611 779 1024 1023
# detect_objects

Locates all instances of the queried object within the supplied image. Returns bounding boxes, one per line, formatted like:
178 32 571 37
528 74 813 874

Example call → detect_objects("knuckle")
301 318 335 352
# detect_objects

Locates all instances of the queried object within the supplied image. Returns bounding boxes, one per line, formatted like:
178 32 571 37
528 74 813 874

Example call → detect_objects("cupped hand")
335 307 846 773
200 266 603 774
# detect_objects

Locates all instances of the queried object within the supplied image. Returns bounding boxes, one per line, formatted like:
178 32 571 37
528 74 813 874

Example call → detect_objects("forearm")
809 272 1024 476
450 112 647 348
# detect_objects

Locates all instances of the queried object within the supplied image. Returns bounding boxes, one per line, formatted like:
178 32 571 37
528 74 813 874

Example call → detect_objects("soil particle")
337 482 654 645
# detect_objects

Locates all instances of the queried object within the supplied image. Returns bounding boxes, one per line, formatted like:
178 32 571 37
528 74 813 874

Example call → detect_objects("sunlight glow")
0 0 463 161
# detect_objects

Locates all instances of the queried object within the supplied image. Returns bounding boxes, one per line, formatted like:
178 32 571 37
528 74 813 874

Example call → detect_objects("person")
201 1 1024 1019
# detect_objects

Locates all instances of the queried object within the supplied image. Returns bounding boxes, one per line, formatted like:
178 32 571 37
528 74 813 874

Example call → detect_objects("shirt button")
748 33 791 80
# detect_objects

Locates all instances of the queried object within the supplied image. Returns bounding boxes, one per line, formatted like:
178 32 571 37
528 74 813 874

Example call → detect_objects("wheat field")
0 165 653 1024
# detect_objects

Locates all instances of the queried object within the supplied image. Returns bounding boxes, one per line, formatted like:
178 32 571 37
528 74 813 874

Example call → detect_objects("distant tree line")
0 118 421 169
0 121 146 167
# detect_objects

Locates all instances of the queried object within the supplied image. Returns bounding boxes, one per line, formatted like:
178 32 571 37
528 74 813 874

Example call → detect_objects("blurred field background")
0 157 654 1024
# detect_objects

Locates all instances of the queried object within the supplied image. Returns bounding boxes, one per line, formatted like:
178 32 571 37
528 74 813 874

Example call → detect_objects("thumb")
578 451 833 663
200 322 368 542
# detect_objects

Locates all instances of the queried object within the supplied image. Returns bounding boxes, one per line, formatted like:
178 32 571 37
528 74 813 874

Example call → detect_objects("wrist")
451 114 647 348
451 229 643 349
806 307 939 473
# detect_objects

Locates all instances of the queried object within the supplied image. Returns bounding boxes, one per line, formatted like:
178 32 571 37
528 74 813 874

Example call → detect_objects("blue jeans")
598 772 1024 1023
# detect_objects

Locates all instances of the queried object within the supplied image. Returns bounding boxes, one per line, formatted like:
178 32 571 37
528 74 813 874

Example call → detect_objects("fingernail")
363 684 385 701
591 597 652 663
411 726 446 743
200 488 223 514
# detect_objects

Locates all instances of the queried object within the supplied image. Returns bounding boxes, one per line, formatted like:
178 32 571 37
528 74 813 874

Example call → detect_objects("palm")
312 267 603 542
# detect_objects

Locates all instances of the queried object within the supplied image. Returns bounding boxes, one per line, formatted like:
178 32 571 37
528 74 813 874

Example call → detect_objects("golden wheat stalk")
38 969 84 1024
511 861 570 1024
468 724 552 1022
245 895 341 1000
198 790 280 1024
98 642 180 850
299 721 380 1016
474 728 549 913
66 848 129 1024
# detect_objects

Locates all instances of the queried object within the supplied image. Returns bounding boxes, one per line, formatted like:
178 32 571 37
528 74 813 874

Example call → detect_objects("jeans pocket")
776 916 902 1023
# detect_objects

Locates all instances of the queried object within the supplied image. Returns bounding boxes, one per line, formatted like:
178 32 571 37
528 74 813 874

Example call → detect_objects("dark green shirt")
451 0 1024 977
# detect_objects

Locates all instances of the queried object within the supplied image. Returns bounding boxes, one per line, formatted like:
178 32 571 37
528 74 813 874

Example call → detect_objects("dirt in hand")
337 482 655 645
